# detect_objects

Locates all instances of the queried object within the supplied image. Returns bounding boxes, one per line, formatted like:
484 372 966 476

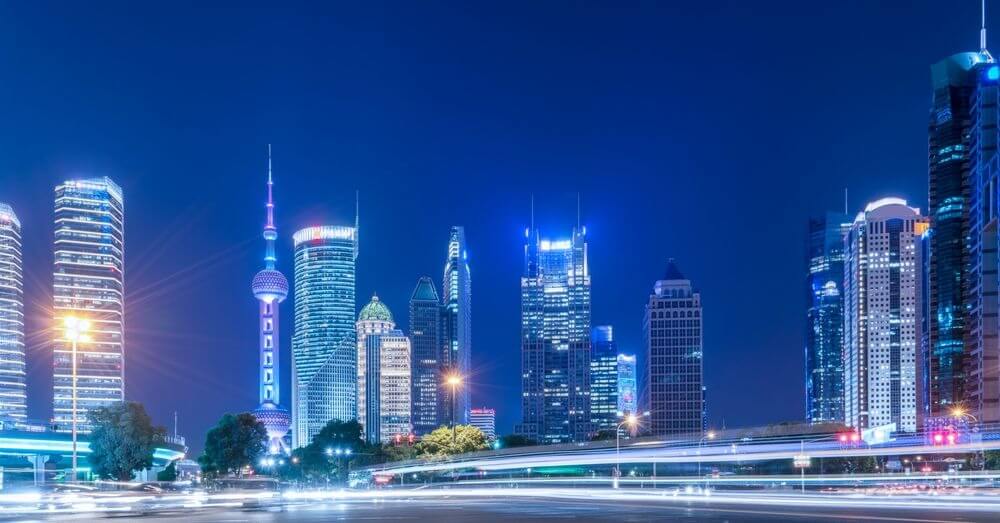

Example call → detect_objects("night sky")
0 1 983 453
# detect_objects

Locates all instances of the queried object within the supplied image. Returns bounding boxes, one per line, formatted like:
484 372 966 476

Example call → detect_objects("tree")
284 419 369 482
415 425 488 457
985 449 1000 471
157 461 177 482
88 402 166 481
590 429 617 442
497 434 537 449
199 413 266 478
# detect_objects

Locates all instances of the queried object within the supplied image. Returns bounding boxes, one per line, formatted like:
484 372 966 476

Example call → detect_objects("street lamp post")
614 413 645 489
696 430 716 480
63 317 90 483
951 408 983 471
446 374 462 444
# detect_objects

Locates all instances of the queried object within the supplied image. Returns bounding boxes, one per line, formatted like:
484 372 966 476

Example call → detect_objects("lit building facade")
967 58 1000 425
441 226 471 425
0 204 25 421
357 295 411 444
250 148 291 454
644 259 704 436
409 277 441 435
516 226 592 444
291 224 357 447
805 212 850 424
590 325 618 432
53 177 125 432
469 407 496 440
844 198 927 433
617 353 637 416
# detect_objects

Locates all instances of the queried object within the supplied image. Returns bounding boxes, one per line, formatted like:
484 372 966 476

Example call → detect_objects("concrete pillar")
30 455 49 486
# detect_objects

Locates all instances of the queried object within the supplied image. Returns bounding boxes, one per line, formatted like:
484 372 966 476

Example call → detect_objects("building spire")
263 144 277 269
983 0 994 60
530 193 535 231
576 192 581 230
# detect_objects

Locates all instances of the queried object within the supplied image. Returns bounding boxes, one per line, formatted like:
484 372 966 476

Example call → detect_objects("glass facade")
291 225 357 447
52 177 125 432
844 199 926 433
925 53 980 421
408 277 441 435
617 354 637 416
0 204 25 421
516 227 592 444
469 407 496 440
644 259 704 436
441 226 471 425
589 325 618 431
805 212 850 424
968 59 1000 424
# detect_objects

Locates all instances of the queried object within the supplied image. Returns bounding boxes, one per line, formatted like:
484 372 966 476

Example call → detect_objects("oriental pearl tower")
251 145 291 455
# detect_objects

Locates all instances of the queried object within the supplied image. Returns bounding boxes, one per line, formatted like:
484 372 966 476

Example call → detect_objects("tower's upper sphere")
252 401 291 441
252 269 288 303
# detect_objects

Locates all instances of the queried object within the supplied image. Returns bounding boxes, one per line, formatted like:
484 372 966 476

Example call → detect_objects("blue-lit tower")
441 226 471 425
251 146 291 454
590 325 619 432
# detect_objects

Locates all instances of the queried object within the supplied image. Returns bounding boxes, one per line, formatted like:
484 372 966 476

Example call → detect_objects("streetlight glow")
63 315 91 483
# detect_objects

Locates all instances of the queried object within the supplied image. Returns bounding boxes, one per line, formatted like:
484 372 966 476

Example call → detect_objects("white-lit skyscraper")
357 294 411 444
469 407 496 440
441 226 471 425
0 204 26 421
644 259 704 436
844 198 927 433
291 223 357 447
516 225 592 444
53 177 125 432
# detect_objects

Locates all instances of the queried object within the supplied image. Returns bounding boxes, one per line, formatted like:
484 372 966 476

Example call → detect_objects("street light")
63 316 90 482
445 373 462 444
614 413 645 489
696 430 716 479
951 407 983 470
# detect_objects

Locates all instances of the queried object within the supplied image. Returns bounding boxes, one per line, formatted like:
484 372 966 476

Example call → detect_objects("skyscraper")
924 52 981 422
357 295 411 444
805 212 850 424
966 42 1000 424
409 277 441 436
590 325 619 432
53 177 125 432
441 226 471 425
516 224 592 444
644 259 704 436
0 204 25 421
291 223 358 448
469 407 496 440
844 198 927 433
250 147 291 454
617 354 637 416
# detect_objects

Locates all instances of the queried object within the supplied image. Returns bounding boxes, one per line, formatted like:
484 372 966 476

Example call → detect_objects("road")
11 491 1000 522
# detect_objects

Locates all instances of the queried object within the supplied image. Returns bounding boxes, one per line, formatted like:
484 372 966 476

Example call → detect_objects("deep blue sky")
0 1 983 453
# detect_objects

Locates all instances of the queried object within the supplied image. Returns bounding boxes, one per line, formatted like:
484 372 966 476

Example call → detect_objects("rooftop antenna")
173 410 178 439
576 192 581 230
355 189 359 232
844 187 849 215
983 0 994 60
530 193 535 231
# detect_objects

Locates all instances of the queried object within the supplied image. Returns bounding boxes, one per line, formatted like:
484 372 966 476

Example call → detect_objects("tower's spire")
576 192 581 231
983 0 994 60
263 144 277 269
530 193 535 231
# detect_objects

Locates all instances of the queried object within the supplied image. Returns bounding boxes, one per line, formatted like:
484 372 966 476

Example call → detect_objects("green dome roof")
359 293 394 322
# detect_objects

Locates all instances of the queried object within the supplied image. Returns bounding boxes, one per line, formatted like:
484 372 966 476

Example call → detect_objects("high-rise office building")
409 277 441 436
805 212 850 424
357 295 411 444
844 198 927 433
441 226 471 425
250 148 291 454
0 204 25 421
53 177 125 432
291 223 358 448
924 52 980 422
516 225 592 444
644 259 704 436
966 41 1000 424
469 407 496 440
590 325 618 432
617 354 637 416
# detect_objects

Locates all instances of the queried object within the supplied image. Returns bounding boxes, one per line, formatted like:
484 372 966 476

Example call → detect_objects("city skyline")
1 2 984 453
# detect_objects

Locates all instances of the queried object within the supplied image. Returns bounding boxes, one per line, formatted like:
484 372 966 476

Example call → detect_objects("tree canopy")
415 425 489 457
198 413 267 477
88 402 166 481
286 419 366 481
497 434 537 449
